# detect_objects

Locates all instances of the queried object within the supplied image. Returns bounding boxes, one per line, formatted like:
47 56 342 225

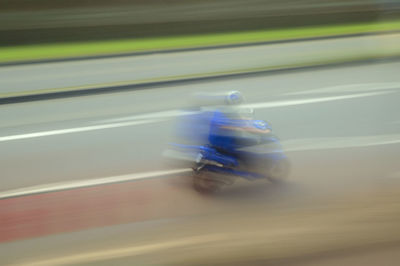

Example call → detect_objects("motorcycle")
165 110 290 193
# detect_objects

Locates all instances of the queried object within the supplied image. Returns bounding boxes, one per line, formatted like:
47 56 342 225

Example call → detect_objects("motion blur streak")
283 134 400 152
18 234 226 266
285 82 400 95
0 119 159 142
0 169 191 200
1 0 399 263
1 133 399 199
95 110 195 124
244 91 390 109
99 87 392 124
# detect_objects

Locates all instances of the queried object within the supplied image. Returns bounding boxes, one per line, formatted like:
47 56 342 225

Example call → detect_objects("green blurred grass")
1 19 399 63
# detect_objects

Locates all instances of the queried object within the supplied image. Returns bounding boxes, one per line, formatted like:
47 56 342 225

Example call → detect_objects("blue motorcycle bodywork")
169 117 288 181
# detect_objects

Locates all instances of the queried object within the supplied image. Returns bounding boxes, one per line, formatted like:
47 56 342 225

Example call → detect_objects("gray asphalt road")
1 61 400 265
1 33 399 95
0 61 399 191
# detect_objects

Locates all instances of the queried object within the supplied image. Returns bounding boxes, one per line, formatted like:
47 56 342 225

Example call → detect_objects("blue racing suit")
208 109 248 155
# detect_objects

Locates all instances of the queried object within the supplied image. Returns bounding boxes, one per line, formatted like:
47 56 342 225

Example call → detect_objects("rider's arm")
220 121 271 134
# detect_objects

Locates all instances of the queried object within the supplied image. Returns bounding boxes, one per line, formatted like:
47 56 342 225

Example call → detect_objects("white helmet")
225 91 244 105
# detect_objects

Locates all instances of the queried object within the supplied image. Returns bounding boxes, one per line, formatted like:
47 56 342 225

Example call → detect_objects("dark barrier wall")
0 0 399 45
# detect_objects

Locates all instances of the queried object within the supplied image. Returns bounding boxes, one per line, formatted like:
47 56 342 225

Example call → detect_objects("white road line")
240 134 400 154
244 91 390 109
0 168 191 200
282 134 400 152
97 110 196 123
0 119 161 142
18 234 226 266
99 91 390 124
285 82 400 95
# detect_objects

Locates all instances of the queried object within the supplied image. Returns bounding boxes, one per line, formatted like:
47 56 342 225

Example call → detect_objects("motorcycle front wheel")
192 170 224 194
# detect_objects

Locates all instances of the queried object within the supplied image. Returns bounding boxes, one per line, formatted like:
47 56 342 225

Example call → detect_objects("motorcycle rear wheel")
266 158 291 184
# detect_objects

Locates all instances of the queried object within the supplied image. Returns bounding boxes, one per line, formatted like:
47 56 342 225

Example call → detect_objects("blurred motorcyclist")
166 91 289 192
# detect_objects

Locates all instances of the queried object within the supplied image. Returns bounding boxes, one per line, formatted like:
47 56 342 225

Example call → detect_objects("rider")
207 91 269 157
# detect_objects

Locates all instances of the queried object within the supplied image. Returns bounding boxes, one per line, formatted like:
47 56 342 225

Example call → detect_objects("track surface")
0 61 400 265
1 61 399 190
